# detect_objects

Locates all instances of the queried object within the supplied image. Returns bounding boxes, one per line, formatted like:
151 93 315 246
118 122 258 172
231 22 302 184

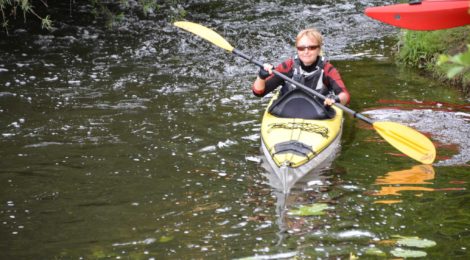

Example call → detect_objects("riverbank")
396 26 470 96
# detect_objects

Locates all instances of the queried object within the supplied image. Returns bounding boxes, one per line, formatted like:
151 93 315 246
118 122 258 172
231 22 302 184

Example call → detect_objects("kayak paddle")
173 21 436 164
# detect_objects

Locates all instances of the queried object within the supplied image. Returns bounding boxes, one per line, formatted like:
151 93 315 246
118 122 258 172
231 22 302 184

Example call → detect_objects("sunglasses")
296 45 320 51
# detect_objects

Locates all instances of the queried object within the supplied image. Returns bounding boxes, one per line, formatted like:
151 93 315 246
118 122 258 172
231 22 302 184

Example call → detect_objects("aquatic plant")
288 203 329 216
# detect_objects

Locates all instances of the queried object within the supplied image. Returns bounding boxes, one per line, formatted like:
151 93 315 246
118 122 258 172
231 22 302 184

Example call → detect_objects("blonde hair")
295 28 323 47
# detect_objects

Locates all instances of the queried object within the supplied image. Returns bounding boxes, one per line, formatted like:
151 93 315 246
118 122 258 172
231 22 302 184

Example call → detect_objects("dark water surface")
1 1 469 259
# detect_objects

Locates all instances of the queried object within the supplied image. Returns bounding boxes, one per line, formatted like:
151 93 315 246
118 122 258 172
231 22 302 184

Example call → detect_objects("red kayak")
365 0 470 30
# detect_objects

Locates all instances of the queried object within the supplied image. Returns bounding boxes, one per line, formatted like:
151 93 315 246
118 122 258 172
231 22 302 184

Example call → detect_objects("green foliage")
390 248 427 258
395 236 437 248
397 28 467 68
41 15 51 30
364 247 386 257
438 45 470 79
363 236 436 258
397 26 470 93
1 0 48 33
397 30 436 67
289 203 329 216
0 0 187 33
159 235 174 243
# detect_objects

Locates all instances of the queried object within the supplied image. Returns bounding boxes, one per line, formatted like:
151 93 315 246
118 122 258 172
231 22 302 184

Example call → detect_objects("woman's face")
296 35 321 66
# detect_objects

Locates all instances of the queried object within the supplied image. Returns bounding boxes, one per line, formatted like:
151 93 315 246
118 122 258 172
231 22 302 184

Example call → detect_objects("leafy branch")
437 45 470 79
1 1 188 34
0 0 52 34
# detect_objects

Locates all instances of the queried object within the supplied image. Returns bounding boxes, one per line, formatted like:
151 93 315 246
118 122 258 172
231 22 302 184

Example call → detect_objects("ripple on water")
0 1 446 259
365 109 470 166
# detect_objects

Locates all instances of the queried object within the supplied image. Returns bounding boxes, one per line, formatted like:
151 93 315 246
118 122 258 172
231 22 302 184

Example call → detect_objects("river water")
1 1 469 259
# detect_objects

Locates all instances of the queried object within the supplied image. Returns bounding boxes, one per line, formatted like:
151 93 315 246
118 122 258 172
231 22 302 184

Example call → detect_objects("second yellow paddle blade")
373 121 436 164
174 21 234 52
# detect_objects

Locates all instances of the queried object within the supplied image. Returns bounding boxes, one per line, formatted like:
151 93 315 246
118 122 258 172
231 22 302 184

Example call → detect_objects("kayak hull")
261 128 342 193
260 93 343 193
365 0 470 31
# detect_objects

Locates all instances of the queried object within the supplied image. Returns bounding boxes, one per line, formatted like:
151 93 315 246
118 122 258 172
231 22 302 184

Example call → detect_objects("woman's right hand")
258 63 274 80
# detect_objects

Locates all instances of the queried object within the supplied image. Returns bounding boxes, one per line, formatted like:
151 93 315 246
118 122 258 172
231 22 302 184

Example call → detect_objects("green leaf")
391 248 427 258
41 15 52 30
364 247 386 256
449 53 464 65
20 0 31 12
396 237 436 248
460 47 470 65
289 203 329 216
159 235 174 243
447 66 464 78
437 54 449 65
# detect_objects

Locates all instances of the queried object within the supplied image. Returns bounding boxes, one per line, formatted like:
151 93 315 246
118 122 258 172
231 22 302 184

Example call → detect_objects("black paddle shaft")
232 49 374 125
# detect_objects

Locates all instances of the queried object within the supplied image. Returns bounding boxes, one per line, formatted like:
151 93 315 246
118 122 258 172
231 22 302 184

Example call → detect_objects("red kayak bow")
365 0 470 30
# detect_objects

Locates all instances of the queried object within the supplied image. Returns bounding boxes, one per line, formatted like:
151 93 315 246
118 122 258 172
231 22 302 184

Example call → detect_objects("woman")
252 28 350 107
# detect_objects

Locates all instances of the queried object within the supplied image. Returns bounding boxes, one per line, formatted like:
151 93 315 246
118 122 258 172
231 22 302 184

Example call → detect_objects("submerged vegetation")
396 26 470 96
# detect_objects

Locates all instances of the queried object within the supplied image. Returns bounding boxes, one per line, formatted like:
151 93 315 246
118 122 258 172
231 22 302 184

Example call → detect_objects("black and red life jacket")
280 55 329 96
270 56 335 120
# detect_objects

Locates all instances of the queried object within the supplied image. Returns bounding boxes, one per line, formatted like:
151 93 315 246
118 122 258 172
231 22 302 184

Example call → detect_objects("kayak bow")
365 0 470 30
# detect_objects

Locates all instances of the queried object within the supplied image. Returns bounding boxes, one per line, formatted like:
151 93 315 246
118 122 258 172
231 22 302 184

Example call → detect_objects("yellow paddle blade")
373 121 436 164
174 21 234 52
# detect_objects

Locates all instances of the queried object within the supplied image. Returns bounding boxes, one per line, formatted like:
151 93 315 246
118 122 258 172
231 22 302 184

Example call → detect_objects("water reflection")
372 165 435 204
262 166 333 246
375 165 435 185
1 0 469 258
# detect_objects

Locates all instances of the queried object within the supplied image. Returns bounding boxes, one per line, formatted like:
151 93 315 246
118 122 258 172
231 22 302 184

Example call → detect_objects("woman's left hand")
324 98 335 106
324 94 340 106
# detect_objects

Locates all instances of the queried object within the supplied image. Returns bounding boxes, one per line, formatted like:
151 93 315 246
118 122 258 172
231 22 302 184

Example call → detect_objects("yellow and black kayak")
260 90 343 193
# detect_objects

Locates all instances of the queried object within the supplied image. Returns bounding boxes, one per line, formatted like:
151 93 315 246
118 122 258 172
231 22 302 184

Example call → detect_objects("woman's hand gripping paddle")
173 21 436 164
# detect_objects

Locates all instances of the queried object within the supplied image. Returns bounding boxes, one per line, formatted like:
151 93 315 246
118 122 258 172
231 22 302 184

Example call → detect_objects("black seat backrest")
268 89 335 120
